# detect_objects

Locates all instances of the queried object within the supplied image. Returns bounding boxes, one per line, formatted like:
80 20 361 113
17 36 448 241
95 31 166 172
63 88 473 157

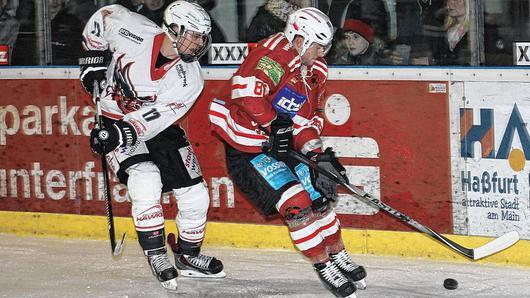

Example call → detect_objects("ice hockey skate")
314 260 357 298
145 247 178 291
330 249 367 290
168 233 226 278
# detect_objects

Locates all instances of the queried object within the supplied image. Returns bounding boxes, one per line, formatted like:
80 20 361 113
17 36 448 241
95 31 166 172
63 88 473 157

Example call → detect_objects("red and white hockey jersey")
208 33 327 154
82 5 204 141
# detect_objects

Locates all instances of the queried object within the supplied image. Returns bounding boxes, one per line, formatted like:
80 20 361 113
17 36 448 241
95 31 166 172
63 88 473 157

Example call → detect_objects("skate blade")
345 293 357 298
353 279 367 290
179 269 226 279
160 278 178 292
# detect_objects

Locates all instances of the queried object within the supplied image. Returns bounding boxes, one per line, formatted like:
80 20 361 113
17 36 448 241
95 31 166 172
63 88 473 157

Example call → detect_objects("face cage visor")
166 23 212 62
300 37 332 57
320 41 332 55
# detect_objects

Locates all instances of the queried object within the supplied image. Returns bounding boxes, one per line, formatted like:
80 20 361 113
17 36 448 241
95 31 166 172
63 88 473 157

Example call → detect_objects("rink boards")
0 67 529 265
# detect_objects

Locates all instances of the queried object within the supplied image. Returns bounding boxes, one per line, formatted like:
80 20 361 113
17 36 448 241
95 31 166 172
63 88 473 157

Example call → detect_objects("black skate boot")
330 249 367 290
314 261 357 298
145 247 178 291
168 233 225 278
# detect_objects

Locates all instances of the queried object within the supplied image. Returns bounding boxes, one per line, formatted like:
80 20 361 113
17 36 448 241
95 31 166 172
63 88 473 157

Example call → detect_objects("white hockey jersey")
82 5 204 141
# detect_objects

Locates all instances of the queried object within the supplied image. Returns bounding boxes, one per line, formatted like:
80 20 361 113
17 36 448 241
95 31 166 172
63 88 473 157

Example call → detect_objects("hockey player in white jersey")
79 1 225 291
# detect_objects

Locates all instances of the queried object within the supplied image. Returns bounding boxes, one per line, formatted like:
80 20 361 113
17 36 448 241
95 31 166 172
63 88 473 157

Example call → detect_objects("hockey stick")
288 150 520 260
93 82 126 257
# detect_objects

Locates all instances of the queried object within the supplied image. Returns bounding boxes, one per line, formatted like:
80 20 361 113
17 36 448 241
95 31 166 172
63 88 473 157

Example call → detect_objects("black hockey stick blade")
288 150 520 260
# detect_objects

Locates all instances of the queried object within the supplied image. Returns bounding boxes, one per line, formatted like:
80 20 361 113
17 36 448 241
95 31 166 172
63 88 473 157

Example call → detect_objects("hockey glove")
307 148 349 200
90 120 137 155
263 114 294 161
79 50 108 95
311 196 332 214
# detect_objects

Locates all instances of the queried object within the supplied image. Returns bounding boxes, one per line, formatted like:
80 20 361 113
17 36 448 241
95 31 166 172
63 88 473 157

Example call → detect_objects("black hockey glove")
79 50 108 95
263 114 294 161
307 148 349 200
311 196 332 214
90 120 137 155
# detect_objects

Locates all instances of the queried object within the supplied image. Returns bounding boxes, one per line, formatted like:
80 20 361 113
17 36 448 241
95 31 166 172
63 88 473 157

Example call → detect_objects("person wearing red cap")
327 18 386 65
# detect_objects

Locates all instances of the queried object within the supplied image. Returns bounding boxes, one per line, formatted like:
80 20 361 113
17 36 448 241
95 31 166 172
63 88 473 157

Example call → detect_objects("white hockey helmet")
284 7 333 56
163 0 212 62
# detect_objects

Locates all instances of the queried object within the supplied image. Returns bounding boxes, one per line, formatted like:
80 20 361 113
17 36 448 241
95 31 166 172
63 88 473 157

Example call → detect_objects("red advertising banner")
0 79 452 233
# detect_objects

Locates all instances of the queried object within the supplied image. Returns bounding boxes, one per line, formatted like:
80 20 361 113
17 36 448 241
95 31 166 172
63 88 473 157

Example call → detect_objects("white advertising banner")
208 43 255 65
450 81 530 239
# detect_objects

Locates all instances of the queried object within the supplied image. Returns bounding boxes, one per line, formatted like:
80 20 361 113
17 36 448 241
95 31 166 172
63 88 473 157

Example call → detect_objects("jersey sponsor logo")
167 102 187 114
176 64 188 87
179 146 202 179
256 56 284 86
250 154 296 190
272 86 307 116
294 163 321 200
118 28 144 44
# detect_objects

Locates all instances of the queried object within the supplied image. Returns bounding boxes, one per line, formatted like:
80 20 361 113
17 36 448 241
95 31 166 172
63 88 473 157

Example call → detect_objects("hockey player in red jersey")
80 1 225 291
209 7 366 298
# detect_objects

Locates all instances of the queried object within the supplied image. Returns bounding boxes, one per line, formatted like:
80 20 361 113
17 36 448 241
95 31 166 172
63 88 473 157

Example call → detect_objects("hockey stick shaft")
288 150 519 260
93 82 126 256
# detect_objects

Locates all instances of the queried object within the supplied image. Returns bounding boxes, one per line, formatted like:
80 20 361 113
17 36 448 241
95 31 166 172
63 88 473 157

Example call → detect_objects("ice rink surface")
1 233 529 298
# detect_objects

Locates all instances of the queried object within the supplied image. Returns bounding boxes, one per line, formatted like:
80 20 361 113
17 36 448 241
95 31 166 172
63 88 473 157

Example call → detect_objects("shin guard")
277 185 326 258
173 182 210 255
316 209 342 247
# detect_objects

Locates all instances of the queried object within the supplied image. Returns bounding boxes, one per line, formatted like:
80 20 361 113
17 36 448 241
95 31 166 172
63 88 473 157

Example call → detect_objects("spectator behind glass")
246 0 303 43
483 11 510 66
0 0 20 64
393 0 446 65
196 0 225 43
116 0 143 11
327 19 389 65
51 0 97 65
436 0 470 65
116 0 170 26
194 0 225 65
328 0 389 51
13 0 66 65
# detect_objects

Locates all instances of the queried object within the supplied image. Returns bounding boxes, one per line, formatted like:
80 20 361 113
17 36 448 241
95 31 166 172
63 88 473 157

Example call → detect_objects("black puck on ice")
443 278 458 290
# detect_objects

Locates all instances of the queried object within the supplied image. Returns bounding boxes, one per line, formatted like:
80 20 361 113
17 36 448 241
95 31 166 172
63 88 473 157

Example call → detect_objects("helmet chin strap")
163 23 181 57
172 41 179 56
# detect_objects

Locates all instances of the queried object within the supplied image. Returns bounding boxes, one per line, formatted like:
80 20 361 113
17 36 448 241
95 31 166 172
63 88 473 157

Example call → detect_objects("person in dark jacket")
116 0 170 26
0 0 19 61
246 0 301 42
51 0 97 65
328 0 388 42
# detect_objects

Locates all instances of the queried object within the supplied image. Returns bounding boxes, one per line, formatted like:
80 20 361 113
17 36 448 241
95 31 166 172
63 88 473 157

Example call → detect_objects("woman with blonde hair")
432 0 471 65
445 0 469 52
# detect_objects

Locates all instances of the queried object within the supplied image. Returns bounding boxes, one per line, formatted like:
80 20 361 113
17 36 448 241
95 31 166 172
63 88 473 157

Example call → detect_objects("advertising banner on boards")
0 78 452 233
450 82 530 239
